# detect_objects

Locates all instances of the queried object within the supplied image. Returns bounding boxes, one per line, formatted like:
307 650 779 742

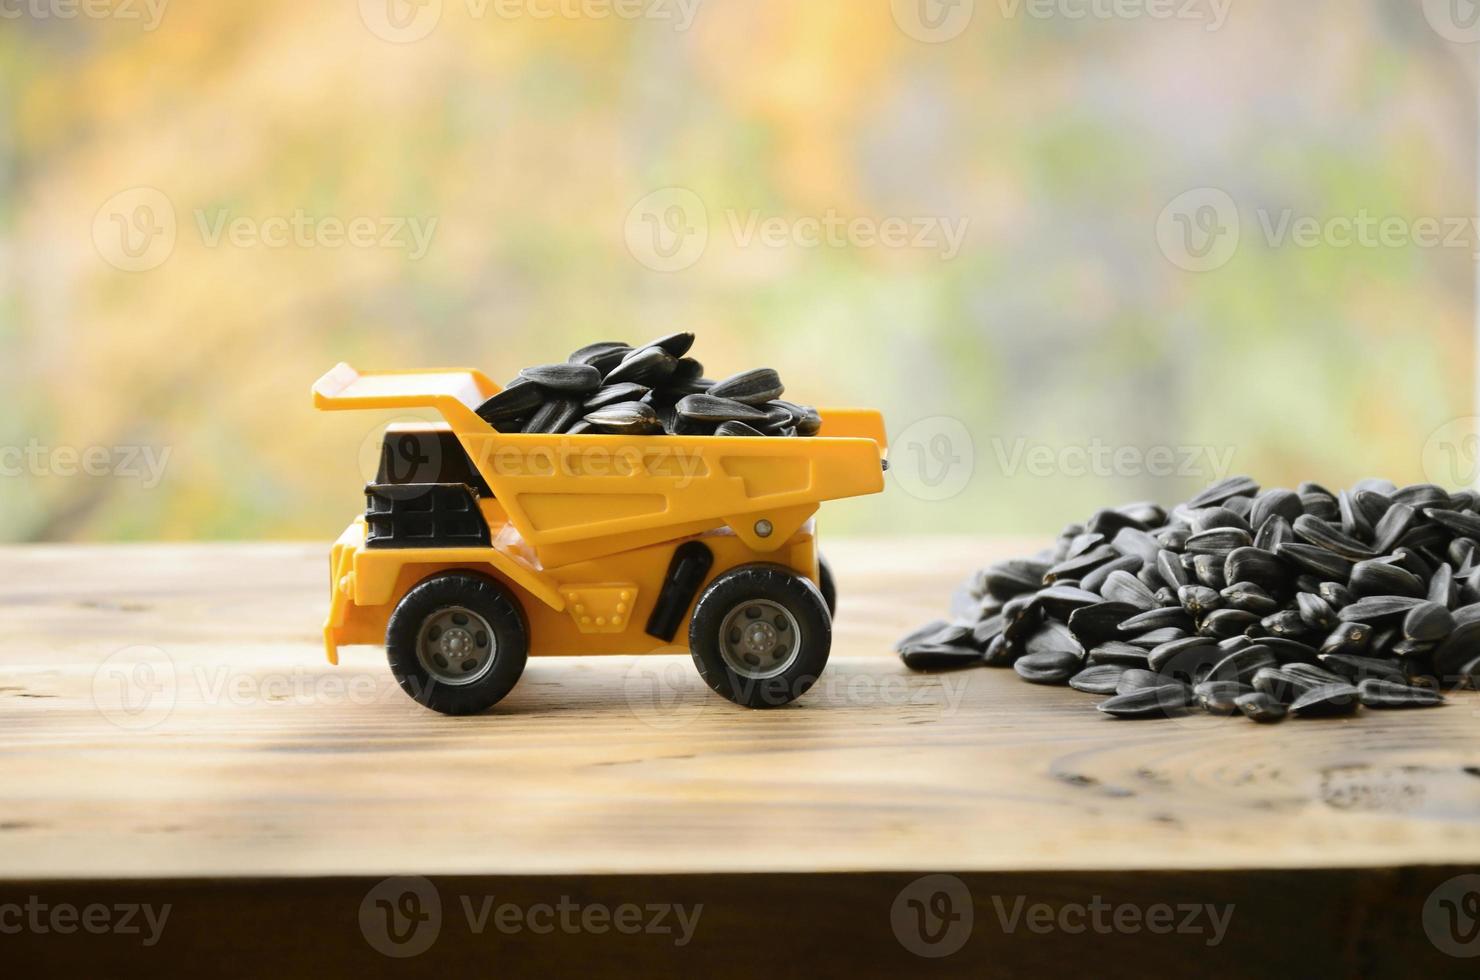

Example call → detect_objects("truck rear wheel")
818 554 837 618
689 564 831 708
386 572 529 715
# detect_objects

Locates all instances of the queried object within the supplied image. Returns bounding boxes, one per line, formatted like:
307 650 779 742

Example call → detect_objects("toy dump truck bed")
314 364 888 567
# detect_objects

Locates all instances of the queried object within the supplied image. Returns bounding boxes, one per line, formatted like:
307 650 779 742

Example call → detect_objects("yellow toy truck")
314 362 888 714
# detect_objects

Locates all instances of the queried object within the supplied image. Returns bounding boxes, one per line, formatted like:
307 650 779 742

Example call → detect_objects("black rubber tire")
385 571 529 715
689 563 832 708
818 554 837 618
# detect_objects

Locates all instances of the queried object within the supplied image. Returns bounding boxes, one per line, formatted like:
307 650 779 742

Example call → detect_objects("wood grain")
1 540 1477 881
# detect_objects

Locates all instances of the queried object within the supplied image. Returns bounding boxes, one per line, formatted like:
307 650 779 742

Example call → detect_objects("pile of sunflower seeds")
899 476 1480 722
474 333 822 438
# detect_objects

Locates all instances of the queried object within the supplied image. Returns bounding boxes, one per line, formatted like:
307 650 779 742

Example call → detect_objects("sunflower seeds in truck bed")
707 367 784 405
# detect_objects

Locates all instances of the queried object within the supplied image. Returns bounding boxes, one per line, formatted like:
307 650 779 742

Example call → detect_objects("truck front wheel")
386 572 529 715
689 564 832 708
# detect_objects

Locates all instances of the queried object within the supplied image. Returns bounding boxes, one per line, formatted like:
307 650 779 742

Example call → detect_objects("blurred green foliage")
1 0 1474 541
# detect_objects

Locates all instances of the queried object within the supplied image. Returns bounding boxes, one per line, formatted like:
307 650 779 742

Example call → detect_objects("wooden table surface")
3 540 1479 976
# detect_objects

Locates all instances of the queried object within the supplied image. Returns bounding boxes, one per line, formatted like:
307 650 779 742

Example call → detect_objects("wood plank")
0 541 1477 883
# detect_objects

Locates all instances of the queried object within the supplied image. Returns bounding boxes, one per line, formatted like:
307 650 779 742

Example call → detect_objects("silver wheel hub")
719 599 801 680
417 606 496 686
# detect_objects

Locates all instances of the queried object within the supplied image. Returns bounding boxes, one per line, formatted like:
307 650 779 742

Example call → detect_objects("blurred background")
2 0 1476 542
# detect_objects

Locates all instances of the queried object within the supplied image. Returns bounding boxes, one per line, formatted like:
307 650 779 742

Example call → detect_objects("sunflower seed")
675 393 769 424
1156 550 1191 588
1289 682 1361 717
1349 559 1425 598
1128 627 1189 649
1069 664 1128 695
715 421 765 437
568 341 632 374
1097 685 1193 718
605 345 678 387
1320 621 1372 656
1356 678 1445 709
1186 528 1253 558
1317 653 1407 685
982 560 1052 600
1296 592 1336 630
1220 581 1280 615
1201 608 1261 639
1337 595 1425 623
1225 547 1288 592
1404 601 1455 642
1195 680 1254 715
585 401 663 435
1275 542 1354 580
1207 645 1278 685
1392 483 1451 509
1178 585 1222 616
1293 515 1377 560
708 367 784 405
523 397 585 434
519 362 602 394
1251 489 1303 527
1235 691 1288 723
899 643 984 671
1253 515 1295 551
1372 502 1418 553
476 382 547 422
582 382 653 411
1318 581 1354 609
1100 570 1157 611
1035 585 1104 619
1080 555 1143 595
1117 607 1193 634
1066 602 1138 646
1015 649 1082 685
1189 476 1260 509
1089 641 1152 667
